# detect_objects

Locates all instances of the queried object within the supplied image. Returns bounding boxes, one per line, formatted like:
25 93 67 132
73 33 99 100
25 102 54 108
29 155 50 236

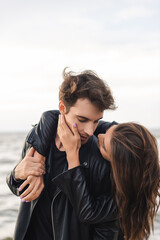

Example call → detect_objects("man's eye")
78 119 87 123
94 120 99 124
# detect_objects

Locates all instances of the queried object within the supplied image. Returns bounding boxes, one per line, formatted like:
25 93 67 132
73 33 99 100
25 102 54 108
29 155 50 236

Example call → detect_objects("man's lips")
80 135 88 141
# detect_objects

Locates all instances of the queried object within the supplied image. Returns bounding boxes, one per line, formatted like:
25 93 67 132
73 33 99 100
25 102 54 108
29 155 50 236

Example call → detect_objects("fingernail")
26 201 30 203
73 123 77 127
20 196 23 199
21 199 25 202
18 187 21 191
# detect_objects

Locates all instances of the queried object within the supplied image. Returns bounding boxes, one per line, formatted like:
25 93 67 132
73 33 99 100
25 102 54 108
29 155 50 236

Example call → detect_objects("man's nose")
84 123 95 137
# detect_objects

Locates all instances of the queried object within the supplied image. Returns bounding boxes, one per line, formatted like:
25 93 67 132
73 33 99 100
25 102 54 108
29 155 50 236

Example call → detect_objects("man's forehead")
68 98 104 120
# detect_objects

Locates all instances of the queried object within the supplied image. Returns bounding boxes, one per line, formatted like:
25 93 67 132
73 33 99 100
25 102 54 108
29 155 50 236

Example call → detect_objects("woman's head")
98 122 160 240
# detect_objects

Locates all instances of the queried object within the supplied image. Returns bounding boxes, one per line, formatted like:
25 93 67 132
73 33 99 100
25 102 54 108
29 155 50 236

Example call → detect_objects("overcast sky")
0 0 160 131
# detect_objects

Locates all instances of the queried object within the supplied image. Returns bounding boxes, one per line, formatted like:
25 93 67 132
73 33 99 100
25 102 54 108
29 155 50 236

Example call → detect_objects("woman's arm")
27 110 59 156
27 110 117 154
53 166 117 224
94 120 118 137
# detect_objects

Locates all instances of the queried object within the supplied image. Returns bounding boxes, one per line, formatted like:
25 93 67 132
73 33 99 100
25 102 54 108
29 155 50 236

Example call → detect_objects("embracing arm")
26 110 117 155
94 120 118 137
27 110 59 156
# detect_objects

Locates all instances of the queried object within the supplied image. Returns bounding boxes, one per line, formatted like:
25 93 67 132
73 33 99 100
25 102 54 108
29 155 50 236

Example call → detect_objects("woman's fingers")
72 123 79 136
22 186 38 202
22 182 44 202
20 183 34 199
18 178 29 192
19 176 44 202
59 114 73 135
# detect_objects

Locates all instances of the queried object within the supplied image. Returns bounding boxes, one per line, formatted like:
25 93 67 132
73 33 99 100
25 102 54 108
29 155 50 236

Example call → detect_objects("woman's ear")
59 101 66 114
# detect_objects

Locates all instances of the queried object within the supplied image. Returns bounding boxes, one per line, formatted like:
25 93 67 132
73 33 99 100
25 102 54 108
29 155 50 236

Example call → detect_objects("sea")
0 131 160 240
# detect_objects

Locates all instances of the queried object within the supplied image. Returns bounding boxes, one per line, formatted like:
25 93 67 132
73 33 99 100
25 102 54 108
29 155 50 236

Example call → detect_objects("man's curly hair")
59 68 116 113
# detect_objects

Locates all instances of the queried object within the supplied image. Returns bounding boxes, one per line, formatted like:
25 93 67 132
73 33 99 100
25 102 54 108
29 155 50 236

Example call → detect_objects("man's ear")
59 101 66 114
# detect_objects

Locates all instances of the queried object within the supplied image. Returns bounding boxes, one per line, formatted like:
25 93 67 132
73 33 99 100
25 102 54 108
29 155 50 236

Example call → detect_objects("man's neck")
55 134 65 151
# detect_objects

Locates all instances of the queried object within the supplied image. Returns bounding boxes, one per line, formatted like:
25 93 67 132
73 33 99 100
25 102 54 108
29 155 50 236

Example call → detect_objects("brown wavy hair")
59 68 116 113
110 123 160 240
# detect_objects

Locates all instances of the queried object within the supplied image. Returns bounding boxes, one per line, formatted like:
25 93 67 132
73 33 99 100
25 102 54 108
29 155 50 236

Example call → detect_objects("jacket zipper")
51 189 61 240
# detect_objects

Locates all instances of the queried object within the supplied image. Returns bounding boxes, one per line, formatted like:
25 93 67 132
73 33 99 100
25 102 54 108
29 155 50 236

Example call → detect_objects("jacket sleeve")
94 120 118 137
6 129 34 196
27 110 59 156
52 166 118 224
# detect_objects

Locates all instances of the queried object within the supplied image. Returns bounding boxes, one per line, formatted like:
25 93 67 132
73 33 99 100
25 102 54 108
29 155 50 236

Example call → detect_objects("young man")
7 69 123 240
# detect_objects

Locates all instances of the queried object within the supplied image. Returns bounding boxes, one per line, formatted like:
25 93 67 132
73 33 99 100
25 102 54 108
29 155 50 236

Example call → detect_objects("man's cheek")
76 124 83 134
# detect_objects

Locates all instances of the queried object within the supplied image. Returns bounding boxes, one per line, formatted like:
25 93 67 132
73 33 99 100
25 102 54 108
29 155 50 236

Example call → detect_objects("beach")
0 131 160 240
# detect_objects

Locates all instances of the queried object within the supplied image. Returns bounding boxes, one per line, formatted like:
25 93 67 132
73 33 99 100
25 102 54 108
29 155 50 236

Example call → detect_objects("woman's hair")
59 68 116 113
110 122 160 240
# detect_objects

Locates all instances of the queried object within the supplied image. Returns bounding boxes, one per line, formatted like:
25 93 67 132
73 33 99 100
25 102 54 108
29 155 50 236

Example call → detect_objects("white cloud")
118 7 158 20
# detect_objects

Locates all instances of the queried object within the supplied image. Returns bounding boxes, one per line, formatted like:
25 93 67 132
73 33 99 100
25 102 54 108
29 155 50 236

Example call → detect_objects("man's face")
64 98 103 144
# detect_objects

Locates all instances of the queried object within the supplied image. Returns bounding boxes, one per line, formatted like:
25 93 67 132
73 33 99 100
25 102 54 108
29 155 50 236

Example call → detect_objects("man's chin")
81 138 89 144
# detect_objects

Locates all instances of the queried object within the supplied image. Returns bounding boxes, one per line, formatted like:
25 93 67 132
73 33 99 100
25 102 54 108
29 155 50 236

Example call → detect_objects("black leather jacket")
6 110 123 240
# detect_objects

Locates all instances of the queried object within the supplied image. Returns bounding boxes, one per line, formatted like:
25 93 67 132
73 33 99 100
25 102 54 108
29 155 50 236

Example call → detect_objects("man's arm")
14 147 45 180
6 128 45 200
6 132 32 196
7 111 59 201
17 149 46 202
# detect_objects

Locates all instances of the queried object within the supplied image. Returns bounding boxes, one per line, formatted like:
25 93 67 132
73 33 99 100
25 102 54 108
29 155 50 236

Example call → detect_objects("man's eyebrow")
77 115 103 121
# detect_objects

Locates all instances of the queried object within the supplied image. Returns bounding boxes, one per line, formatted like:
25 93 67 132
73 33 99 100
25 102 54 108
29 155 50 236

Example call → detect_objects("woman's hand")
58 114 81 169
58 114 81 153
19 175 44 202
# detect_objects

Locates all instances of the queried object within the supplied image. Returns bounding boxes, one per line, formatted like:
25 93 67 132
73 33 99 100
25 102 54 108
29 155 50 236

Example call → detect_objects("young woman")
57 114 160 240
